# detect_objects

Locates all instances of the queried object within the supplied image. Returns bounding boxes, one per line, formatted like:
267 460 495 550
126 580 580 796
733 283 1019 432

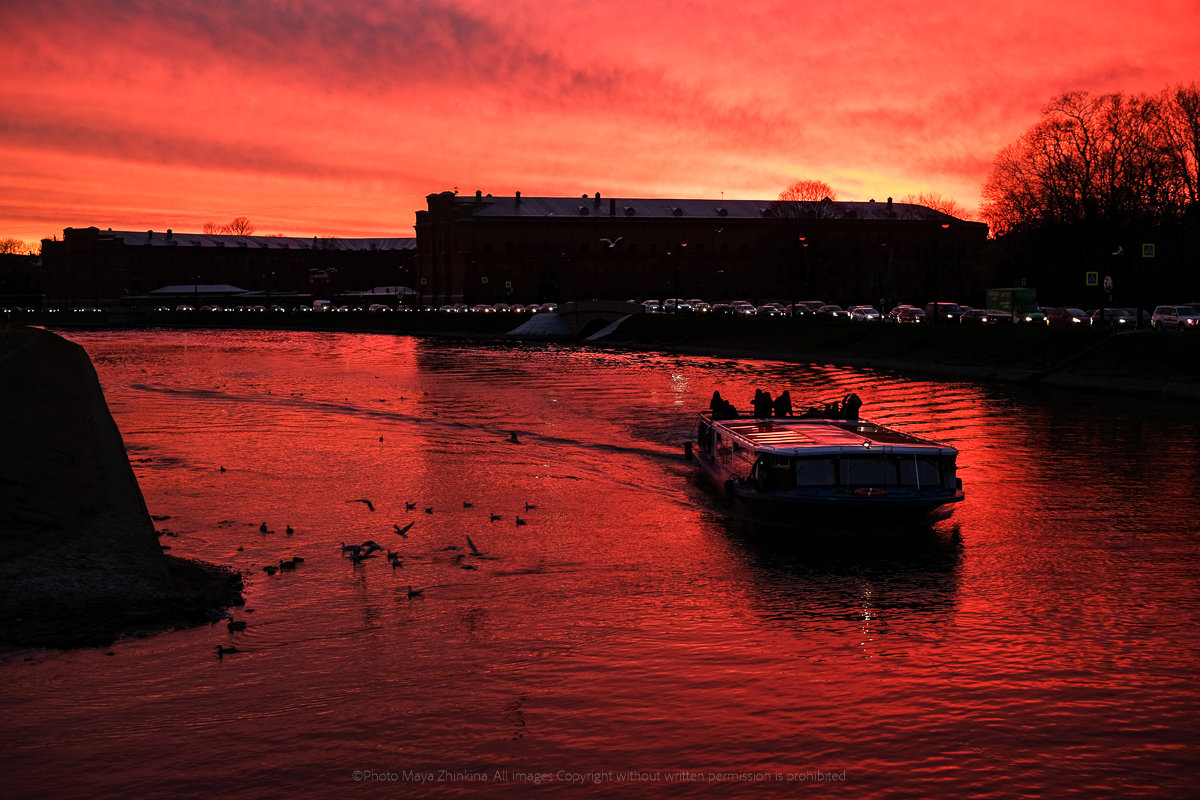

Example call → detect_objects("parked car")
888 305 925 323
849 306 881 322
789 300 825 316
817 304 849 318
1088 308 1135 328
642 300 661 313
756 303 786 316
730 301 757 316
960 308 1014 325
925 302 966 322
1045 307 1089 326
1151 304 1200 330
685 299 711 313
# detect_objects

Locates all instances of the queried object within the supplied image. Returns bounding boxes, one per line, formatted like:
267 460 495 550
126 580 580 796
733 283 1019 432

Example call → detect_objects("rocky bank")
0 325 242 649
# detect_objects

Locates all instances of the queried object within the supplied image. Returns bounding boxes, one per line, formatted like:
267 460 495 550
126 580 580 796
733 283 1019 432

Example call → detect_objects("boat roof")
707 414 955 455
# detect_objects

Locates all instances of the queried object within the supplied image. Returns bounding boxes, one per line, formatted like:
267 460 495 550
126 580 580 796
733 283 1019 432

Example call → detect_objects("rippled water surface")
4 329 1200 798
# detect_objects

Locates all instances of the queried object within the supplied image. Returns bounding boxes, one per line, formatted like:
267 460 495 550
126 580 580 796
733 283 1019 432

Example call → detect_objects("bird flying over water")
405 501 416 510
394 521 414 538
407 585 424 598
599 237 622 247
466 535 486 556
508 431 521 444
349 499 375 512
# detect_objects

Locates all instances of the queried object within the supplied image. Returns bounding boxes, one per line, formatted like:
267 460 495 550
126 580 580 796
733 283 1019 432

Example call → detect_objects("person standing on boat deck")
753 390 774 418
773 390 793 417
710 391 725 417
842 392 862 419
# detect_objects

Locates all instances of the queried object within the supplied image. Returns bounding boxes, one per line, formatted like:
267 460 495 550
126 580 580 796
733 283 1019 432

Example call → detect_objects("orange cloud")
3 0 1198 245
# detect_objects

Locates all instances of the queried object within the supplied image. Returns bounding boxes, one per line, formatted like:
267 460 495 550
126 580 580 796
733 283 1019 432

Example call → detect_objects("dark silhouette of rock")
0 326 242 649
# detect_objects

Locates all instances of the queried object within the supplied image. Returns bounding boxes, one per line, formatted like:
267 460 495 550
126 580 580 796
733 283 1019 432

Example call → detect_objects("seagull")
262 565 278 575
259 522 272 534
227 618 247 632
407 585 424 599
599 237 622 247
441 544 462 551
463 501 473 508
425 507 434 514
362 540 383 555
279 558 297 570
215 645 239 657
490 513 502 522
516 516 527 526
394 521 414 538
461 563 478 570
285 525 294 536
405 501 416 510
290 556 304 564
508 431 521 444
525 502 537 510
466 535 486 556
349 499 375 512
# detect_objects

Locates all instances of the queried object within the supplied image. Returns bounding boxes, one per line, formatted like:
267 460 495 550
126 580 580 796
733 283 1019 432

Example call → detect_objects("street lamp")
794 235 808 316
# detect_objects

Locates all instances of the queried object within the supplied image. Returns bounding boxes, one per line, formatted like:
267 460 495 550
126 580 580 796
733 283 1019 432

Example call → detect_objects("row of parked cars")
641 297 1200 330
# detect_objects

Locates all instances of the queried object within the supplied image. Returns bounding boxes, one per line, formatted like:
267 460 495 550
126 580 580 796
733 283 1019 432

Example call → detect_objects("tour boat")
688 394 964 523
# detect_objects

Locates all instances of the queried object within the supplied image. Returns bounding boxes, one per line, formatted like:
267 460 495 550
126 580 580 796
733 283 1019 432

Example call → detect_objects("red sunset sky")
3 0 1199 247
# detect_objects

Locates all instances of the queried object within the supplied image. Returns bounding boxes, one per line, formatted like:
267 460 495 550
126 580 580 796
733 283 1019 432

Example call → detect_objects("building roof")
149 284 250 295
448 193 963 224
62 228 416 251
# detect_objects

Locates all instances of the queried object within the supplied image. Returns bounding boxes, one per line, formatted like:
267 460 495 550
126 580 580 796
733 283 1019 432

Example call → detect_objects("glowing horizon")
3 0 1198 247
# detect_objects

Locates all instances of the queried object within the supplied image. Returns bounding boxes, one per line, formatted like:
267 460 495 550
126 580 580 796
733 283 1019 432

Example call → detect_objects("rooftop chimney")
515 191 521 204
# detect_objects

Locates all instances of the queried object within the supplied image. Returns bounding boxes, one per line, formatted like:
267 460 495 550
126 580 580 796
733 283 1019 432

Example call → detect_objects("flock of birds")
215 492 540 659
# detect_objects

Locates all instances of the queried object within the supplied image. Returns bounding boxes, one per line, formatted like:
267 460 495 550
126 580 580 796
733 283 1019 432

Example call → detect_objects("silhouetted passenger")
752 389 774 418
842 392 862 419
773 390 793 417
710 391 724 415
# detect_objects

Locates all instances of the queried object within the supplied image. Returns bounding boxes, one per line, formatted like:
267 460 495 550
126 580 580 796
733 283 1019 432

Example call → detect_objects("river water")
3 329 1199 798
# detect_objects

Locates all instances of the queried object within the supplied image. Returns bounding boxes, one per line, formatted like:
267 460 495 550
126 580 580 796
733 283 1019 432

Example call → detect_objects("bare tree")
0 237 35 254
982 85 1199 235
779 179 837 202
225 216 255 235
899 192 966 218
202 217 256 235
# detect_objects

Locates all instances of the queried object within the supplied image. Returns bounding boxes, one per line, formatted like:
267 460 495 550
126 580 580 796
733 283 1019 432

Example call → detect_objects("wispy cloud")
2 0 1198 242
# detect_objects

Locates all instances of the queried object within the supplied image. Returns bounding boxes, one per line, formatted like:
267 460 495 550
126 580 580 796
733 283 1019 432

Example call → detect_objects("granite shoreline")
0 325 243 650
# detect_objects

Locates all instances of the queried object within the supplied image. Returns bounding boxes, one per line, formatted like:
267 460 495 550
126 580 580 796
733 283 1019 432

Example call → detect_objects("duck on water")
688 391 964 525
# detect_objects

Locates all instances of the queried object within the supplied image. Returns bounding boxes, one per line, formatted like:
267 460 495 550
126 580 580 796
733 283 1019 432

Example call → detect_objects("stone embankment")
0 325 242 649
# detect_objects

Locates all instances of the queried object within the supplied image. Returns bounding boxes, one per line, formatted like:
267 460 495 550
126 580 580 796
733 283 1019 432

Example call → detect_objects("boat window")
898 456 941 487
794 459 836 486
839 456 896 486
